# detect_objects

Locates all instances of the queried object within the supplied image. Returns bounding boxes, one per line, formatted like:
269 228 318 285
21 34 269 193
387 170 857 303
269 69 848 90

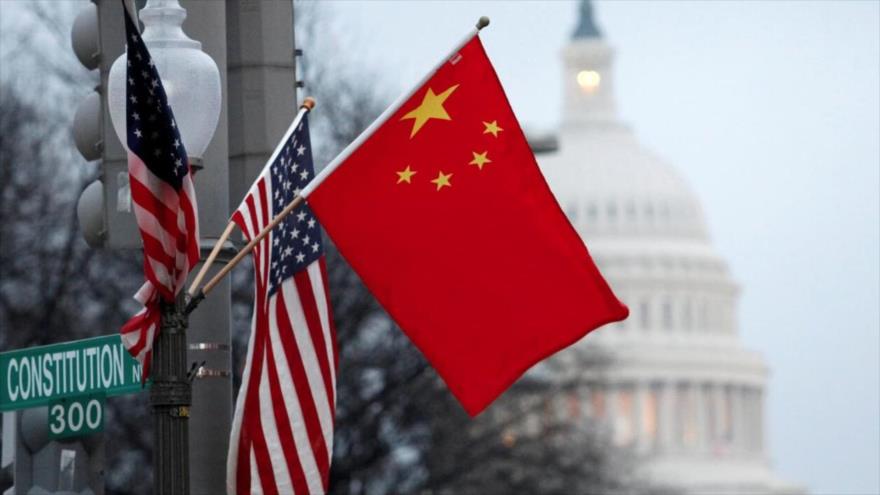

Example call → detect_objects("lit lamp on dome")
577 69 601 93
107 0 221 165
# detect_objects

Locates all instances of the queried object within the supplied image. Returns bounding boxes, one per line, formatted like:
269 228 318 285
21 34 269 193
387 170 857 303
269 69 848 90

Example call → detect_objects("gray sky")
322 1 879 494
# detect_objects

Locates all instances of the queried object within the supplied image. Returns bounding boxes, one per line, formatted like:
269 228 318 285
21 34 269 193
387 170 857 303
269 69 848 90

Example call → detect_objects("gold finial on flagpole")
301 96 316 111
476 17 490 30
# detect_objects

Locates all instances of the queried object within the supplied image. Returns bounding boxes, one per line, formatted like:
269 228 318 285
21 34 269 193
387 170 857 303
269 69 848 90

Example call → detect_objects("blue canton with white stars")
268 114 323 296
123 11 189 190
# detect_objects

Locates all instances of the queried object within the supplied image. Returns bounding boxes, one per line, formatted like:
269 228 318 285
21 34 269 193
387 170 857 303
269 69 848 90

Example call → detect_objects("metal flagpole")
152 294 191 494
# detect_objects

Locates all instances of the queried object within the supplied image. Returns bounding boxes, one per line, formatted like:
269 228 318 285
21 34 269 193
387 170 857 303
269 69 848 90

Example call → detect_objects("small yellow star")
483 120 503 137
396 166 417 184
469 151 492 170
400 84 459 138
431 171 453 191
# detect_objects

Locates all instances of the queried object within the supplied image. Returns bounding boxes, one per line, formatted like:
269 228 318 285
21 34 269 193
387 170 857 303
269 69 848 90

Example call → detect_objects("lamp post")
106 1 221 492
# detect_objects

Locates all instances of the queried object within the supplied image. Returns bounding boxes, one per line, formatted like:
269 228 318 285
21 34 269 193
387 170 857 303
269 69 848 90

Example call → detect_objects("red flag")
304 33 627 416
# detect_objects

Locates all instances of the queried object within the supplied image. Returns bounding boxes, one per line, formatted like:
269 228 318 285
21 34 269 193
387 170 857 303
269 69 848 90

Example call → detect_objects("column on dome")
695 383 710 453
659 381 676 452
634 381 647 452
681 382 698 450
607 383 621 445
755 388 765 455
745 387 761 454
731 385 746 453
712 383 726 453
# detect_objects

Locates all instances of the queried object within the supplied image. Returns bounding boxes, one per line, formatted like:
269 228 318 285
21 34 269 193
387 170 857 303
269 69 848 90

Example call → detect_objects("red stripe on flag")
243 296 278 494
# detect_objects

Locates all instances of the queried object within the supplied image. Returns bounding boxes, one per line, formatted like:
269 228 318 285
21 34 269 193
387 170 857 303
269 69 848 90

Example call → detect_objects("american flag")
227 113 337 494
119 8 199 380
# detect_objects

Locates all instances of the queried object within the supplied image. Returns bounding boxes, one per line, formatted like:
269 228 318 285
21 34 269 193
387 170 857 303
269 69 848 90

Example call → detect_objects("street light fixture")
107 0 221 163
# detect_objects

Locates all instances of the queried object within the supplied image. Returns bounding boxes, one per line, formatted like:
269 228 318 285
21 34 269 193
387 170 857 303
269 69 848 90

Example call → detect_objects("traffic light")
2 409 105 495
72 0 140 249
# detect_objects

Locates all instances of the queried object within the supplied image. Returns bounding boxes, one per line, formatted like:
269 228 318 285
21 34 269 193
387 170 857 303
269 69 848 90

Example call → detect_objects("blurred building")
535 2 800 493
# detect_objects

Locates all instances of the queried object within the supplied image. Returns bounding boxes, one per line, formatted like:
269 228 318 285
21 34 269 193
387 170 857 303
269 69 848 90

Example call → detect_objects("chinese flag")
305 34 628 416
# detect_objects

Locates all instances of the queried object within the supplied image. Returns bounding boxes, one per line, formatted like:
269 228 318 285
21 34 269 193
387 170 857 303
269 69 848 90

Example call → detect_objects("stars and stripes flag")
118 7 199 380
227 111 337 495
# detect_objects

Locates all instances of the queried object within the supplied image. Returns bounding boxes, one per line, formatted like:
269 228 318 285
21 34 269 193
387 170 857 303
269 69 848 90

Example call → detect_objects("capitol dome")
534 2 801 493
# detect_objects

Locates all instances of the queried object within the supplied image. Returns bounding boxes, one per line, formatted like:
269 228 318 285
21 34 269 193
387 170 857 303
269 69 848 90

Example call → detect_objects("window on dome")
698 299 708 331
607 202 618 223
587 203 598 223
626 201 637 221
639 299 651 330
682 298 693 331
644 203 655 224
662 299 673 330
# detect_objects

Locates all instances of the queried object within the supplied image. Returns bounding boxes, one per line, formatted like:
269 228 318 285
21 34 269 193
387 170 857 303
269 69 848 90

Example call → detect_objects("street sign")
0 334 147 412
48 394 105 440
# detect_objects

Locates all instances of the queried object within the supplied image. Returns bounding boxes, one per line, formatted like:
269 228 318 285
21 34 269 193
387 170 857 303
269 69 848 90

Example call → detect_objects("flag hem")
461 304 629 417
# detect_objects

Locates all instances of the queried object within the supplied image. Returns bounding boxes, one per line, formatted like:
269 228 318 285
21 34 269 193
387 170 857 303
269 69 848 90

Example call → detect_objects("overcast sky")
320 2 879 494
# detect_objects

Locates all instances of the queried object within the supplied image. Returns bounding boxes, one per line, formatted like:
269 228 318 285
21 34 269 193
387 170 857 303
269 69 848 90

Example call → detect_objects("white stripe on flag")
268 294 324 495
258 349 294 493
250 448 263 495
279 281 334 458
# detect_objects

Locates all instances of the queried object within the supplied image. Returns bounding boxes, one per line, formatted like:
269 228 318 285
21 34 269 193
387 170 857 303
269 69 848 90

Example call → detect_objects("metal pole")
152 298 191 494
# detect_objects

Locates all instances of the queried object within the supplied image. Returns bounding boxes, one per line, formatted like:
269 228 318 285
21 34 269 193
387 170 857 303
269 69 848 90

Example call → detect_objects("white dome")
541 123 710 241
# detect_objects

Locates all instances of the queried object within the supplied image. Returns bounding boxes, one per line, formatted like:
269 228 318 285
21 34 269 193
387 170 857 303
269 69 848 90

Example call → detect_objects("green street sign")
48 394 105 439
0 334 148 412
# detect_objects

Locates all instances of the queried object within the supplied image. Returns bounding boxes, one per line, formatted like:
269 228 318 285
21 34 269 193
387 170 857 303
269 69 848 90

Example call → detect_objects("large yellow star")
400 84 459 138
396 166 416 184
483 120 503 137
431 171 453 191
469 151 492 170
